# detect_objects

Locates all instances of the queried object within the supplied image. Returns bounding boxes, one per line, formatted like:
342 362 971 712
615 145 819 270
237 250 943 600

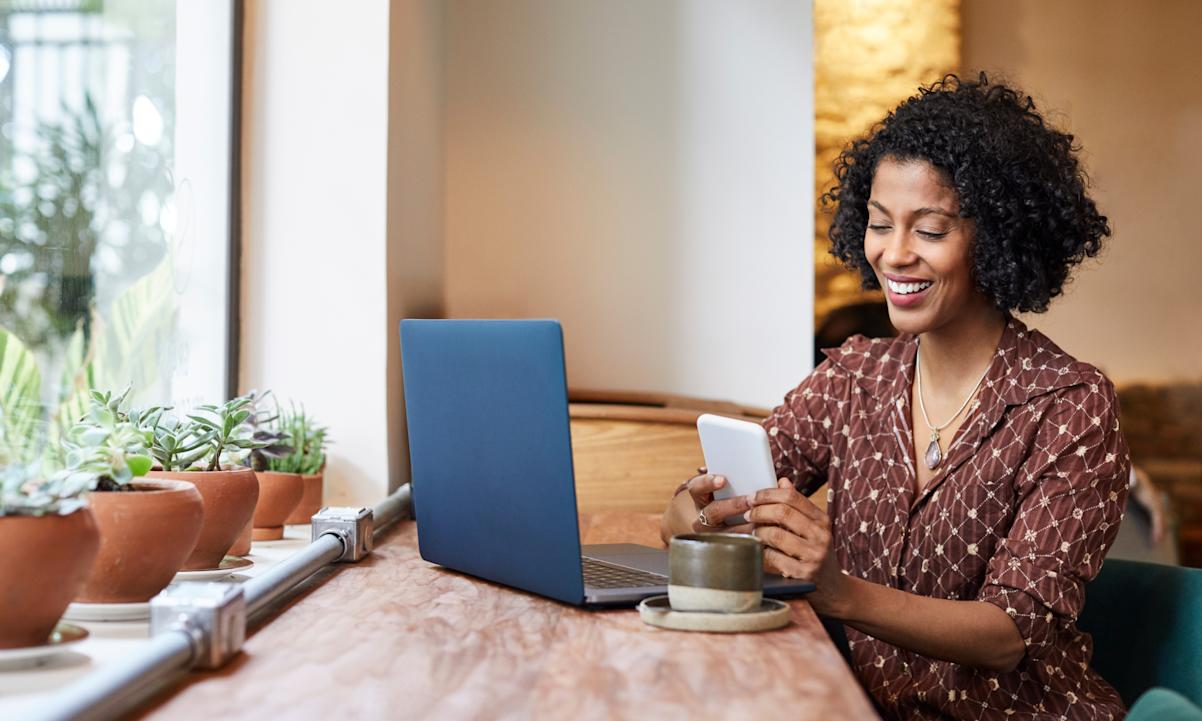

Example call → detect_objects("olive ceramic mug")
668 533 763 613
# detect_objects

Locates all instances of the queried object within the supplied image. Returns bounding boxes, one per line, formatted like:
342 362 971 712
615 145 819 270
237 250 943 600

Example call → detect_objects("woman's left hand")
747 478 848 616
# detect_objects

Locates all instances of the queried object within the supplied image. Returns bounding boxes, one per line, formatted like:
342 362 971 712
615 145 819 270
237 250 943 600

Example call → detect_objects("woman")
662 75 1130 720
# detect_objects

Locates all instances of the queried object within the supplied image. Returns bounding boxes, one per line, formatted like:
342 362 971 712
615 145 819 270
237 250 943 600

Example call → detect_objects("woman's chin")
884 305 936 336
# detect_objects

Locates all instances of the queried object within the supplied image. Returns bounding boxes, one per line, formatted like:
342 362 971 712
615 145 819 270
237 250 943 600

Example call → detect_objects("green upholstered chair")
1077 559 1202 708
1128 688 1202 721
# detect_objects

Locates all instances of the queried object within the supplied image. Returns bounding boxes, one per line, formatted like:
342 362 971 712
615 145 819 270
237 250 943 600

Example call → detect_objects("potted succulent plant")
0 464 100 648
65 390 204 604
277 405 329 525
242 391 302 541
142 395 264 570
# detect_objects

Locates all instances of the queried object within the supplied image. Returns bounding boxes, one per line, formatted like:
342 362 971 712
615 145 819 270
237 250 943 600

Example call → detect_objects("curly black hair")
822 73 1110 314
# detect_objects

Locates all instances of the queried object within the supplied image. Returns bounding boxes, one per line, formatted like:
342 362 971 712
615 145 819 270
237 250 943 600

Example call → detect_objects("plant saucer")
172 556 254 582
637 595 791 633
63 601 151 622
0 623 89 669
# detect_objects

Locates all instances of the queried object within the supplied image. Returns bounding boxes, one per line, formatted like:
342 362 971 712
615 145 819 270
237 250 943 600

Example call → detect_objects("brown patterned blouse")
763 318 1130 721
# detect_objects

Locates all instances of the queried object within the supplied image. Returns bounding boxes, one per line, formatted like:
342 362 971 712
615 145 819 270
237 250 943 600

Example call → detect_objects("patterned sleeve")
976 372 1131 658
761 358 849 497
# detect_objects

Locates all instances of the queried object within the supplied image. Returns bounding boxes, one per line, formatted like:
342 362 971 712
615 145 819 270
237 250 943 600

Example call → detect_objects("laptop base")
583 543 816 606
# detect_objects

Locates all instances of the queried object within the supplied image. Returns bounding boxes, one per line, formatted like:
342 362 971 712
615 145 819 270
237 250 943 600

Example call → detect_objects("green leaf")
0 328 44 466
126 454 152 477
176 435 212 453
176 446 212 471
188 414 220 431
89 259 177 407
112 464 133 485
79 427 109 446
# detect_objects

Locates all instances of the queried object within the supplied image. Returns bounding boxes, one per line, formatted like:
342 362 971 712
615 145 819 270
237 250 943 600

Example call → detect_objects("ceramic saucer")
172 556 254 582
0 623 89 669
63 601 150 622
637 595 791 633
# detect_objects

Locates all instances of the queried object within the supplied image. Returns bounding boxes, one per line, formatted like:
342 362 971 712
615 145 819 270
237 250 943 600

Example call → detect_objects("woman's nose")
882 230 917 268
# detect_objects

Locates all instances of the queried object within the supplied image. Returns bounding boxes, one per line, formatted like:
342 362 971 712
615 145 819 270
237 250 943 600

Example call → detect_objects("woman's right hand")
661 466 754 543
685 470 754 533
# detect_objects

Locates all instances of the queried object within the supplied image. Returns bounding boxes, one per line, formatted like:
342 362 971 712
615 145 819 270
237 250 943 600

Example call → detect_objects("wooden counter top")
136 513 879 721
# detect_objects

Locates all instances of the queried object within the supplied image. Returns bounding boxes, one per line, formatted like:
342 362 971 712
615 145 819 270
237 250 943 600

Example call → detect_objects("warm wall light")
813 0 960 325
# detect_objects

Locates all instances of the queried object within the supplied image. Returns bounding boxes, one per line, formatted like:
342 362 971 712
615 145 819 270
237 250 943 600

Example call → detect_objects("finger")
754 524 809 560
749 481 825 522
691 520 756 535
686 474 726 506
763 547 809 580
697 466 708 475
746 502 820 539
691 513 744 534
700 496 750 525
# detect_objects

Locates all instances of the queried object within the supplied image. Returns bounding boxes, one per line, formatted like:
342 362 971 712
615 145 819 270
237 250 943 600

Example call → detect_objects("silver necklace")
914 344 993 470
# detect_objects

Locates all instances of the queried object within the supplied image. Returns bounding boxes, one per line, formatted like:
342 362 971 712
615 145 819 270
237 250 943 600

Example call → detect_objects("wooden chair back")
569 390 777 514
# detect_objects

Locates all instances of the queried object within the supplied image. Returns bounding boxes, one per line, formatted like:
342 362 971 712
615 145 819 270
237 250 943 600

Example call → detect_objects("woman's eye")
867 224 892 233
916 229 949 239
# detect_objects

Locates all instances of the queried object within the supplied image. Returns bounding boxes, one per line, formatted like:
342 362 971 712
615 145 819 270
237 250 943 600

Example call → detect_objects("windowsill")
0 525 316 716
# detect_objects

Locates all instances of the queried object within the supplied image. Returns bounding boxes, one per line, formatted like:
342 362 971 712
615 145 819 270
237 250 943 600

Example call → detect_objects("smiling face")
864 157 995 336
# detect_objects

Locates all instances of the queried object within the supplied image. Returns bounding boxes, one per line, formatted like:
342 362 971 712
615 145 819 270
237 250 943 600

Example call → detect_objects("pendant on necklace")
925 431 943 470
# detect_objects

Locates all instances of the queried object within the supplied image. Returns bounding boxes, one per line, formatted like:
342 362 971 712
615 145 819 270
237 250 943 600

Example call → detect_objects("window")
0 0 236 462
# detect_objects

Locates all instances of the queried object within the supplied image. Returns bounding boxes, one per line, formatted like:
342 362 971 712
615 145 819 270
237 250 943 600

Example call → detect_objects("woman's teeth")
887 279 933 295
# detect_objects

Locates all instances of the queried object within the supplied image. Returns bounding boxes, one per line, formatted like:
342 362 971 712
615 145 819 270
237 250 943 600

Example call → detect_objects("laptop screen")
400 319 587 604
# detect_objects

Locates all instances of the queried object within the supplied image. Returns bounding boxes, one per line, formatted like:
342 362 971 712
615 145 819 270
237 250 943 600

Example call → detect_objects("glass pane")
0 0 232 464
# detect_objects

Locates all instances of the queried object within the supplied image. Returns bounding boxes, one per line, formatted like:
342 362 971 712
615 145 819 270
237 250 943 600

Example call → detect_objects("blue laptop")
399 319 815 606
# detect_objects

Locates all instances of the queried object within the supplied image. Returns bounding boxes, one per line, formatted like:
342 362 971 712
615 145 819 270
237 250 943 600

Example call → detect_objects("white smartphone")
696 413 780 525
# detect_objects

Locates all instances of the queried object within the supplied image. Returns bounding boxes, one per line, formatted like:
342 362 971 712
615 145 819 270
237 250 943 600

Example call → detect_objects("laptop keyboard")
582 557 668 589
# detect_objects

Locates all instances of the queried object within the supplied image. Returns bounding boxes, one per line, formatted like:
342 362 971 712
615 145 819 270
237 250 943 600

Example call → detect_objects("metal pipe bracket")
149 582 246 670
311 506 374 562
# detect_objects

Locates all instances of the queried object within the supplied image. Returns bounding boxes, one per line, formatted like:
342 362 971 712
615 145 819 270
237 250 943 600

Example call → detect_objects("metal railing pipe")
243 533 343 616
21 485 413 721
25 630 195 721
372 484 411 537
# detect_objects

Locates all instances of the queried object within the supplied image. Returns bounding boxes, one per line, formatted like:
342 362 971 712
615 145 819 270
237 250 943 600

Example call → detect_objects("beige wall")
964 0 1202 384
444 0 815 408
240 1 816 505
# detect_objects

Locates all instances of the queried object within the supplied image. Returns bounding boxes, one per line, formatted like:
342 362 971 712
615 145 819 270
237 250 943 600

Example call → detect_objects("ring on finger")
698 509 717 528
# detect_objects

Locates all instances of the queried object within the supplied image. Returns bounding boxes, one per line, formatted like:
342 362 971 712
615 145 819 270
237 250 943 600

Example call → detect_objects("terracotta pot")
0 509 100 648
252 471 303 541
147 468 259 570
229 517 252 557
76 480 204 603
284 472 324 525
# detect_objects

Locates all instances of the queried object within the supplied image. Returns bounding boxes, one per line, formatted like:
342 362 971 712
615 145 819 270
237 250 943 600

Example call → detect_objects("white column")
240 0 393 505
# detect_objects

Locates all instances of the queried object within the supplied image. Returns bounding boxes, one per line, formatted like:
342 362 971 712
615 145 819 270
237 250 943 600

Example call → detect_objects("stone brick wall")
1118 383 1202 566
1119 384 1202 462
813 0 961 325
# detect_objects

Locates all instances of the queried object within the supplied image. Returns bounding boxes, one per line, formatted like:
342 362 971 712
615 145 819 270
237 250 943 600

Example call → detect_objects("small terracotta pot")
229 517 253 557
76 480 204 603
0 509 100 648
252 471 303 540
147 468 259 570
284 472 324 525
